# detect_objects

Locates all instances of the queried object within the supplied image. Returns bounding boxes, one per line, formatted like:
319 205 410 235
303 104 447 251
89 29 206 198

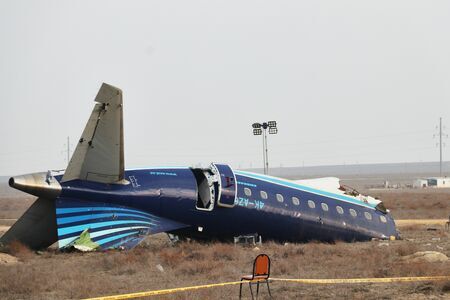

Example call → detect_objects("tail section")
0 198 57 250
62 83 125 184
2 83 171 251
56 198 188 250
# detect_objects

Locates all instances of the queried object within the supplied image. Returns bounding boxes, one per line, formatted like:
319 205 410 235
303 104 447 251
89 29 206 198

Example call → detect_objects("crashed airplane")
0 83 399 251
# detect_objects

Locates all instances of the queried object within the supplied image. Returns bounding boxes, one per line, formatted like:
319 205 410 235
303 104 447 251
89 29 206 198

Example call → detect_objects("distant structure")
434 117 448 176
66 136 71 164
413 177 450 188
413 179 428 188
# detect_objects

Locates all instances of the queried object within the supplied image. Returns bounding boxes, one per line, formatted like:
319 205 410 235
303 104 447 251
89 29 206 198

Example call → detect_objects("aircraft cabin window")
321 203 329 211
292 197 300 206
380 215 387 223
244 188 252 197
308 200 316 209
336 206 344 214
349 209 357 217
276 194 284 203
364 212 372 220
260 191 268 199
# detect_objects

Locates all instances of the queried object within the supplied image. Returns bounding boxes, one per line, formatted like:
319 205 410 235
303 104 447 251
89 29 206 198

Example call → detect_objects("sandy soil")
0 253 18 265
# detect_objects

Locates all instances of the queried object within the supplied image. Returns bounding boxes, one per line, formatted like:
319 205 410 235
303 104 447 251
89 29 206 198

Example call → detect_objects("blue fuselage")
57 167 399 243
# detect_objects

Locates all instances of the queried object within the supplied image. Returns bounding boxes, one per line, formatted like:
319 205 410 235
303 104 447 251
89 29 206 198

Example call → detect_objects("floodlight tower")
252 121 278 175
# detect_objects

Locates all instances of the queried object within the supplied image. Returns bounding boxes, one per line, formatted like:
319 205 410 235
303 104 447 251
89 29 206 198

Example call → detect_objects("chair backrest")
253 254 270 278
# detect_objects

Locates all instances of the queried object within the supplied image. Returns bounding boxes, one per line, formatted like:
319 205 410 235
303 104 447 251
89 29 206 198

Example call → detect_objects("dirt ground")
0 188 449 299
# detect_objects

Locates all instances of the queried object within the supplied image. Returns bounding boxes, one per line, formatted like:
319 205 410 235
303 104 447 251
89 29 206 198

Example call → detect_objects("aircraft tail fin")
0 197 57 250
62 83 125 184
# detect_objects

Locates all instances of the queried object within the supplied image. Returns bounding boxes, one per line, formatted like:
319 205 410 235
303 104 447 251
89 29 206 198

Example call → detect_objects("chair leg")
256 281 260 300
239 280 244 299
266 280 272 298
249 282 254 300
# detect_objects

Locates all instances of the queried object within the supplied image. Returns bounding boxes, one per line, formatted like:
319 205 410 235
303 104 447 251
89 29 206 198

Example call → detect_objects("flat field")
0 187 449 299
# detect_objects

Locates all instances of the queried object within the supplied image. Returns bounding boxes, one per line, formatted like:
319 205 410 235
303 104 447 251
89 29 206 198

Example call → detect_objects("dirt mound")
402 251 449 263
0 253 19 265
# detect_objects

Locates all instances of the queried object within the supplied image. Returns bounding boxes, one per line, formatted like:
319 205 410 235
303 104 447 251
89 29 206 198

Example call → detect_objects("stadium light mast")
252 121 278 175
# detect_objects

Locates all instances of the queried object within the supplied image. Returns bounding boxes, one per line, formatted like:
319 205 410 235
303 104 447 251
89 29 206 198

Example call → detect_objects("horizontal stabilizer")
56 198 188 250
0 197 57 250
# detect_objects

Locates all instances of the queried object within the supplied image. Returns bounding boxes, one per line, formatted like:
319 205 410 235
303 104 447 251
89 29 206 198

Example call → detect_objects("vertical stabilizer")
62 83 125 184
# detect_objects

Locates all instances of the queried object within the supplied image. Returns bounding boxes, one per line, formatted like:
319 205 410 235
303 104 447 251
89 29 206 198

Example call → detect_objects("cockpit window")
375 202 387 214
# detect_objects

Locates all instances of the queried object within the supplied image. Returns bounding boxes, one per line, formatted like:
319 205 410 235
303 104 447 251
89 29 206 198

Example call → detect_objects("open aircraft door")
211 163 237 208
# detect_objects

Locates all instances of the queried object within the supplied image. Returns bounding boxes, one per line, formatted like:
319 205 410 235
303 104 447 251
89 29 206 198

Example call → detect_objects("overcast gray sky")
0 1 449 175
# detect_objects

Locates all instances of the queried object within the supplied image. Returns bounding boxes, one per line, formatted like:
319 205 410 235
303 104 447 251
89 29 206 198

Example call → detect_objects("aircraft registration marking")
235 197 265 210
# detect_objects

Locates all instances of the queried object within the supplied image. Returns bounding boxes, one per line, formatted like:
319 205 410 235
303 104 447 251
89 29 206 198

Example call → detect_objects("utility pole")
63 136 72 165
434 117 447 177
440 117 442 177
67 136 70 164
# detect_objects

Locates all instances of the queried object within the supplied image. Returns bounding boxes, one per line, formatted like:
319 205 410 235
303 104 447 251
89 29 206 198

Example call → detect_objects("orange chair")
239 254 272 299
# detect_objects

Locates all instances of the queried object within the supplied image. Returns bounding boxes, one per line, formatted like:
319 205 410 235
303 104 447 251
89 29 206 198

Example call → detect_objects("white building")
413 179 428 188
414 177 450 188
427 177 450 188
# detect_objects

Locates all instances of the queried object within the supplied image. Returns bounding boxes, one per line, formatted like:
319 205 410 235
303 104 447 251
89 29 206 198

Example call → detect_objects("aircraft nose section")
387 214 401 240
9 172 62 199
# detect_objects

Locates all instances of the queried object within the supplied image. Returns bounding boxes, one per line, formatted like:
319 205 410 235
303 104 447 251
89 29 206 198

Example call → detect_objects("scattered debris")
252 247 260 252
156 264 164 272
234 234 262 245
67 229 100 252
402 251 449 263
431 238 440 241
167 233 180 245
378 242 390 247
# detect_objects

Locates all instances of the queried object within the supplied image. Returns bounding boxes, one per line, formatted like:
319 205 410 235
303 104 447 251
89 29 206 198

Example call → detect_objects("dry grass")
0 188 449 299
0 226 448 299
6 240 34 261
366 189 450 219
